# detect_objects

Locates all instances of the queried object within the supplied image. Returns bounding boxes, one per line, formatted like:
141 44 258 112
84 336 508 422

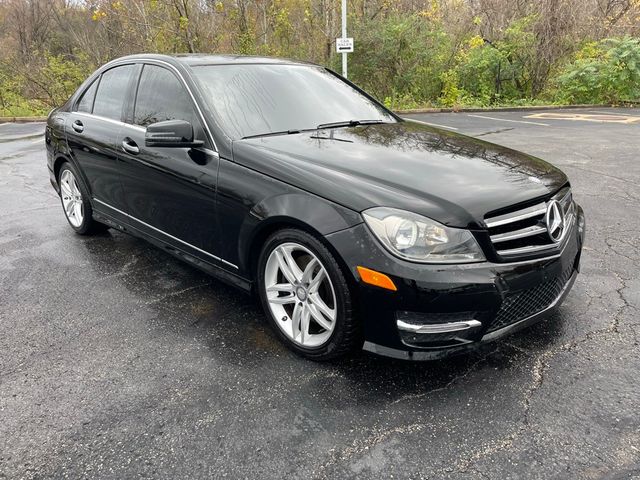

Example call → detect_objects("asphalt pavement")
1 108 639 479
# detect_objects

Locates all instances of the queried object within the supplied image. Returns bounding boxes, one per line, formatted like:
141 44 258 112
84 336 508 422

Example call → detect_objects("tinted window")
93 65 134 120
192 64 396 139
134 65 197 127
76 79 98 113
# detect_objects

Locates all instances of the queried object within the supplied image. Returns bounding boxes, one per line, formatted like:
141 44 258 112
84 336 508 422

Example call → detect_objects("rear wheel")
58 162 108 235
257 228 361 361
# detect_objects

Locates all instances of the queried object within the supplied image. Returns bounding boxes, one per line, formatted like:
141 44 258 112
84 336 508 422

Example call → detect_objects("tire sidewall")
257 229 354 360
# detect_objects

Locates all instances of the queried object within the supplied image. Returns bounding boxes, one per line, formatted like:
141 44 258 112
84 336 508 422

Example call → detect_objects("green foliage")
449 16 537 107
346 13 553 110
557 37 640 104
0 71 48 116
37 53 95 106
2 0 640 116
347 14 451 108
0 52 94 117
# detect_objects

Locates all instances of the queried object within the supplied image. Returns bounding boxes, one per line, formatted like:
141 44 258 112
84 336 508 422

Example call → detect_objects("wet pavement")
0 109 639 479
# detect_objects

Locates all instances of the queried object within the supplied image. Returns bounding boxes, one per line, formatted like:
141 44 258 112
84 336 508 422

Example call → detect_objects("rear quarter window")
75 79 98 113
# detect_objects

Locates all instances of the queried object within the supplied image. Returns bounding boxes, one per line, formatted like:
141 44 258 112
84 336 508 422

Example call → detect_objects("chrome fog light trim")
397 319 482 334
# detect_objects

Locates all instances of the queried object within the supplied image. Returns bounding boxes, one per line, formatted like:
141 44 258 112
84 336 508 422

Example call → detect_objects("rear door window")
93 65 135 121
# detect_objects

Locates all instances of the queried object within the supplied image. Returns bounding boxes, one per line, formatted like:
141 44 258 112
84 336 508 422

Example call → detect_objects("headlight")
362 207 485 263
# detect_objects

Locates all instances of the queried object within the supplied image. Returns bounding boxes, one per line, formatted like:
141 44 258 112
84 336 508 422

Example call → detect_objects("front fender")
237 192 362 273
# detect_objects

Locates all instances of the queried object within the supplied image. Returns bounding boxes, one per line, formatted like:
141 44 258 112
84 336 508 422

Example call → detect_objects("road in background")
1 110 639 479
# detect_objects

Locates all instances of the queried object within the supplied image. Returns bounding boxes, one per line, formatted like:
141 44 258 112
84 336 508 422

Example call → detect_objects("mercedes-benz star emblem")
545 200 565 242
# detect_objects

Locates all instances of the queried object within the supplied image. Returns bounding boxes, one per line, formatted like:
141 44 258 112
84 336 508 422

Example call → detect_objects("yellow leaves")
452 35 484 64
91 9 106 21
214 1 224 13
468 35 484 49
439 69 463 107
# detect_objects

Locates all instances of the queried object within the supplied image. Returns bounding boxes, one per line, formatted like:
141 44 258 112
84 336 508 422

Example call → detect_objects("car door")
116 63 223 265
65 64 135 220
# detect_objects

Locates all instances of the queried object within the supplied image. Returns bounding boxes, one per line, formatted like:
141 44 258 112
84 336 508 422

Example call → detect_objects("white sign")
336 37 354 53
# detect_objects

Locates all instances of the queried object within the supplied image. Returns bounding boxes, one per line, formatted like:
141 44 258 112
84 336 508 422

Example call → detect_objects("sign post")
339 0 349 78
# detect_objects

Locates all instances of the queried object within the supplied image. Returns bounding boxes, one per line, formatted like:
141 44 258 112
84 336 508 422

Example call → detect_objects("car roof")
112 53 317 68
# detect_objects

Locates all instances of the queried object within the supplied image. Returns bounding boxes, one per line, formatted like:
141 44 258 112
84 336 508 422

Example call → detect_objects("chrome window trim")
93 198 238 269
70 111 132 129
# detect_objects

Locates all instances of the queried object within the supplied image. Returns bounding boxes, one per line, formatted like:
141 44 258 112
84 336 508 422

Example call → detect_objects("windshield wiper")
316 119 385 130
241 119 386 139
241 129 309 140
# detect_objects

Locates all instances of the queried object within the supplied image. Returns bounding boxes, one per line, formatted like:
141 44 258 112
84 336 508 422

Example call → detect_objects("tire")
257 228 361 361
57 161 108 235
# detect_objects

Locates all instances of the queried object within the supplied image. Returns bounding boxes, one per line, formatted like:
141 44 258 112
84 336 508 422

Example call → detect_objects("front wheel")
257 229 361 361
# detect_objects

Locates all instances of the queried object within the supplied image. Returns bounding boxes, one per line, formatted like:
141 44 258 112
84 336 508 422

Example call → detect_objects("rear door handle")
122 138 139 155
72 120 84 133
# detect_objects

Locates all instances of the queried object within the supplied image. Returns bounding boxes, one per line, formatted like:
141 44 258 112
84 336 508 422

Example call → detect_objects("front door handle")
122 138 140 155
72 120 84 133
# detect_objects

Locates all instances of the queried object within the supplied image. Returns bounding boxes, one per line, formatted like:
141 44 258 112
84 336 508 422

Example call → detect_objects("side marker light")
356 266 397 291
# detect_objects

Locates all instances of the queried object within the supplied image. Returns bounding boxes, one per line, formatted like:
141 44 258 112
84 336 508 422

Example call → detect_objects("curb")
396 104 614 114
0 116 47 124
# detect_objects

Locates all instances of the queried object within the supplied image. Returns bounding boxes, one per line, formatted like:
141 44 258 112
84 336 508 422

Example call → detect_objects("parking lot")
1 108 639 479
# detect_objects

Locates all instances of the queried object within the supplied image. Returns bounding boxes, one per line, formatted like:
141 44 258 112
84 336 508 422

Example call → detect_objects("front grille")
488 264 574 332
485 187 574 260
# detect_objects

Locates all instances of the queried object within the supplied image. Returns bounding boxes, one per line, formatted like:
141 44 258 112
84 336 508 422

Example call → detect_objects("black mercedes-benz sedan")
45 54 585 361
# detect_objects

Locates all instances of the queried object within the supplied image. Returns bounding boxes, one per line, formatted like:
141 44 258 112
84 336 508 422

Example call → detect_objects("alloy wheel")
264 242 337 348
60 169 84 228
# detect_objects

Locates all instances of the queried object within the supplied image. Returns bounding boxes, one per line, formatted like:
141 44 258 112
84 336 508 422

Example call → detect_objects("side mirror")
145 119 204 148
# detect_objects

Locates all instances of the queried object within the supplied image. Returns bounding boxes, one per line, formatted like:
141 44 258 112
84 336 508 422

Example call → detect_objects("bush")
454 16 537 105
346 13 452 107
0 51 95 117
557 37 640 104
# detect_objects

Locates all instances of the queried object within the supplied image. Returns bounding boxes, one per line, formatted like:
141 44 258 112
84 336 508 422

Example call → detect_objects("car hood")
231 121 568 229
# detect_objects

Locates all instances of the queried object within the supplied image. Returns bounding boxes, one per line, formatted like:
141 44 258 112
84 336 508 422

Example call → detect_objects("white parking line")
588 110 640 118
467 114 550 127
404 118 459 130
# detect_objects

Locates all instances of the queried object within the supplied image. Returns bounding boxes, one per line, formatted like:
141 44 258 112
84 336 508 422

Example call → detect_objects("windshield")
191 64 396 140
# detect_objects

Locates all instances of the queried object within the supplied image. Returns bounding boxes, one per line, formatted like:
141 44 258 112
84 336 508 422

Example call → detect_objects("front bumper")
325 204 585 360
